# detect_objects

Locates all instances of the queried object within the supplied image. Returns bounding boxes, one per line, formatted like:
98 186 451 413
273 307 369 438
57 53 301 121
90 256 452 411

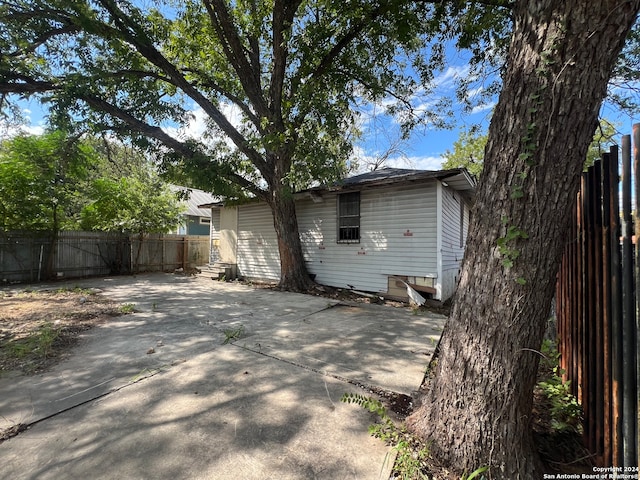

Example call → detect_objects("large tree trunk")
407 1 639 478
268 182 315 292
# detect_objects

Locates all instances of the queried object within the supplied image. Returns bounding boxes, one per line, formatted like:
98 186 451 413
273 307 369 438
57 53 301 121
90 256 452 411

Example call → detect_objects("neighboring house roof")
171 186 220 217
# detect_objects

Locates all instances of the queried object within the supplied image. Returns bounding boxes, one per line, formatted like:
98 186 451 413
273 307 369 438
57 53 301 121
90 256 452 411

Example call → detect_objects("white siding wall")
208 208 221 264
439 185 469 300
297 183 438 294
236 203 280 280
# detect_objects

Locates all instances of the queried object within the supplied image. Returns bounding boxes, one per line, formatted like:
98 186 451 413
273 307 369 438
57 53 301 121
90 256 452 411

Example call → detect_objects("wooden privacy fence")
0 231 210 283
556 124 639 468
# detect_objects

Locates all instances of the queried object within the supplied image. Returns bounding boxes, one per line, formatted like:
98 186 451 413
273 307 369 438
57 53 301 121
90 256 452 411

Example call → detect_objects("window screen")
338 192 360 243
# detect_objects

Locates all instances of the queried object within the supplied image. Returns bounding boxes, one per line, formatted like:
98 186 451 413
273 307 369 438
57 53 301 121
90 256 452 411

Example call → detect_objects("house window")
338 192 360 243
200 217 211 225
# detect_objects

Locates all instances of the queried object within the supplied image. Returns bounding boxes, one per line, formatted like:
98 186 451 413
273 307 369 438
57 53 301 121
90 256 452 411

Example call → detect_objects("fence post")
634 123 640 471
601 152 613 465
576 187 584 403
592 161 606 462
183 237 188 270
582 169 595 453
607 144 624 466
621 134 638 467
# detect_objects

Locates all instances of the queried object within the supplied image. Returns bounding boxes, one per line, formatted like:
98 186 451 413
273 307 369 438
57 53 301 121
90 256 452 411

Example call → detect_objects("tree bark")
263 150 314 291
267 184 315 292
406 1 640 478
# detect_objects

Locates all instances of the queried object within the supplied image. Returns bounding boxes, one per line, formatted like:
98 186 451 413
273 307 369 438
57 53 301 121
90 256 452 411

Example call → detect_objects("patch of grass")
1 289 122 376
461 466 489 480
4 322 59 366
536 339 582 434
54 286 96 295
222 325 245 345
119 303 136 314
341 393 429 479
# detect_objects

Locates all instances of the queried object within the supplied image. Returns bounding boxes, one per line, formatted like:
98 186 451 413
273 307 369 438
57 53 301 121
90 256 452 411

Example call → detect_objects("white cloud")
163 103 247 146
433 65 471 90
350 145 444 173
470 101 497 115
385 155 444 171
163 106 208 141
182 106 210 139
0 104 47 139
465 86 484 100
0 122 45 139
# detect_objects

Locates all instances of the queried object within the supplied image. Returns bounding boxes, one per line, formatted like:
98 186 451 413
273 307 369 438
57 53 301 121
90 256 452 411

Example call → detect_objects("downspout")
436 181 443 301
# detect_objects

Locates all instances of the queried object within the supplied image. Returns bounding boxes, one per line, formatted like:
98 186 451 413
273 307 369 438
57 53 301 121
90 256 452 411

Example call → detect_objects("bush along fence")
0 231 210 283
556 124 639 468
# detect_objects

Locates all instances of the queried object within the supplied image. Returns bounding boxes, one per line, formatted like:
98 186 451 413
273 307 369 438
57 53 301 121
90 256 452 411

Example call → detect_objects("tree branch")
202 0 269 118
7 25 79 57
0 71 59 95
90 0 270 175
181 67 262 131
415 0 514 8
298 2 391 88
246 0 262 80
80 94 264 197
95 69 173 83
269 0 303 129
292 0 512 98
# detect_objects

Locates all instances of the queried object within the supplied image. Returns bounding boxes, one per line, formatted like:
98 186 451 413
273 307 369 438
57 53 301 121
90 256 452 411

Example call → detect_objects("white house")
201 168 476 301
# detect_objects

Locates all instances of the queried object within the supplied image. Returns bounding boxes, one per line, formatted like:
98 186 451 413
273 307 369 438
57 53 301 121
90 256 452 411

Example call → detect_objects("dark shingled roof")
198 167 477 208
338 168 458 186
304 167 476 192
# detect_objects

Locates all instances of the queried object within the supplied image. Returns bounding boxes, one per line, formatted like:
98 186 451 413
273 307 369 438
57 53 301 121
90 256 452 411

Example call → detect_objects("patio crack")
0 362 181 444
231 343 403 402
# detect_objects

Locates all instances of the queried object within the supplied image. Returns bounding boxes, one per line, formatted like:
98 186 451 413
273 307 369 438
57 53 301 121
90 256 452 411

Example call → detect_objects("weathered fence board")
556 125 639 468
0 231 209 283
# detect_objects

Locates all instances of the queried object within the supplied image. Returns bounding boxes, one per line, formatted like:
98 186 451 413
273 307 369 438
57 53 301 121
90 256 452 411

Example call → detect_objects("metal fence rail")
556 124 639 467
0 231 209 283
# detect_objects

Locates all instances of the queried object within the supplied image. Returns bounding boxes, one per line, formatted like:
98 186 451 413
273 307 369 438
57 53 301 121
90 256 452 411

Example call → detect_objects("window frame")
337 191 361 244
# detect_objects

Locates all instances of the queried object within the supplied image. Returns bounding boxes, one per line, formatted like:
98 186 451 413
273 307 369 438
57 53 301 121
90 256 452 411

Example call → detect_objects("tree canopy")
441 128 487 177
0 131 92 231
80 172 184 235
0 131 184 234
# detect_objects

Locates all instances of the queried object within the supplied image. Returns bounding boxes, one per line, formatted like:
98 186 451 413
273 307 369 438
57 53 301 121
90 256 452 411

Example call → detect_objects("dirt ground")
0 287 125 376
